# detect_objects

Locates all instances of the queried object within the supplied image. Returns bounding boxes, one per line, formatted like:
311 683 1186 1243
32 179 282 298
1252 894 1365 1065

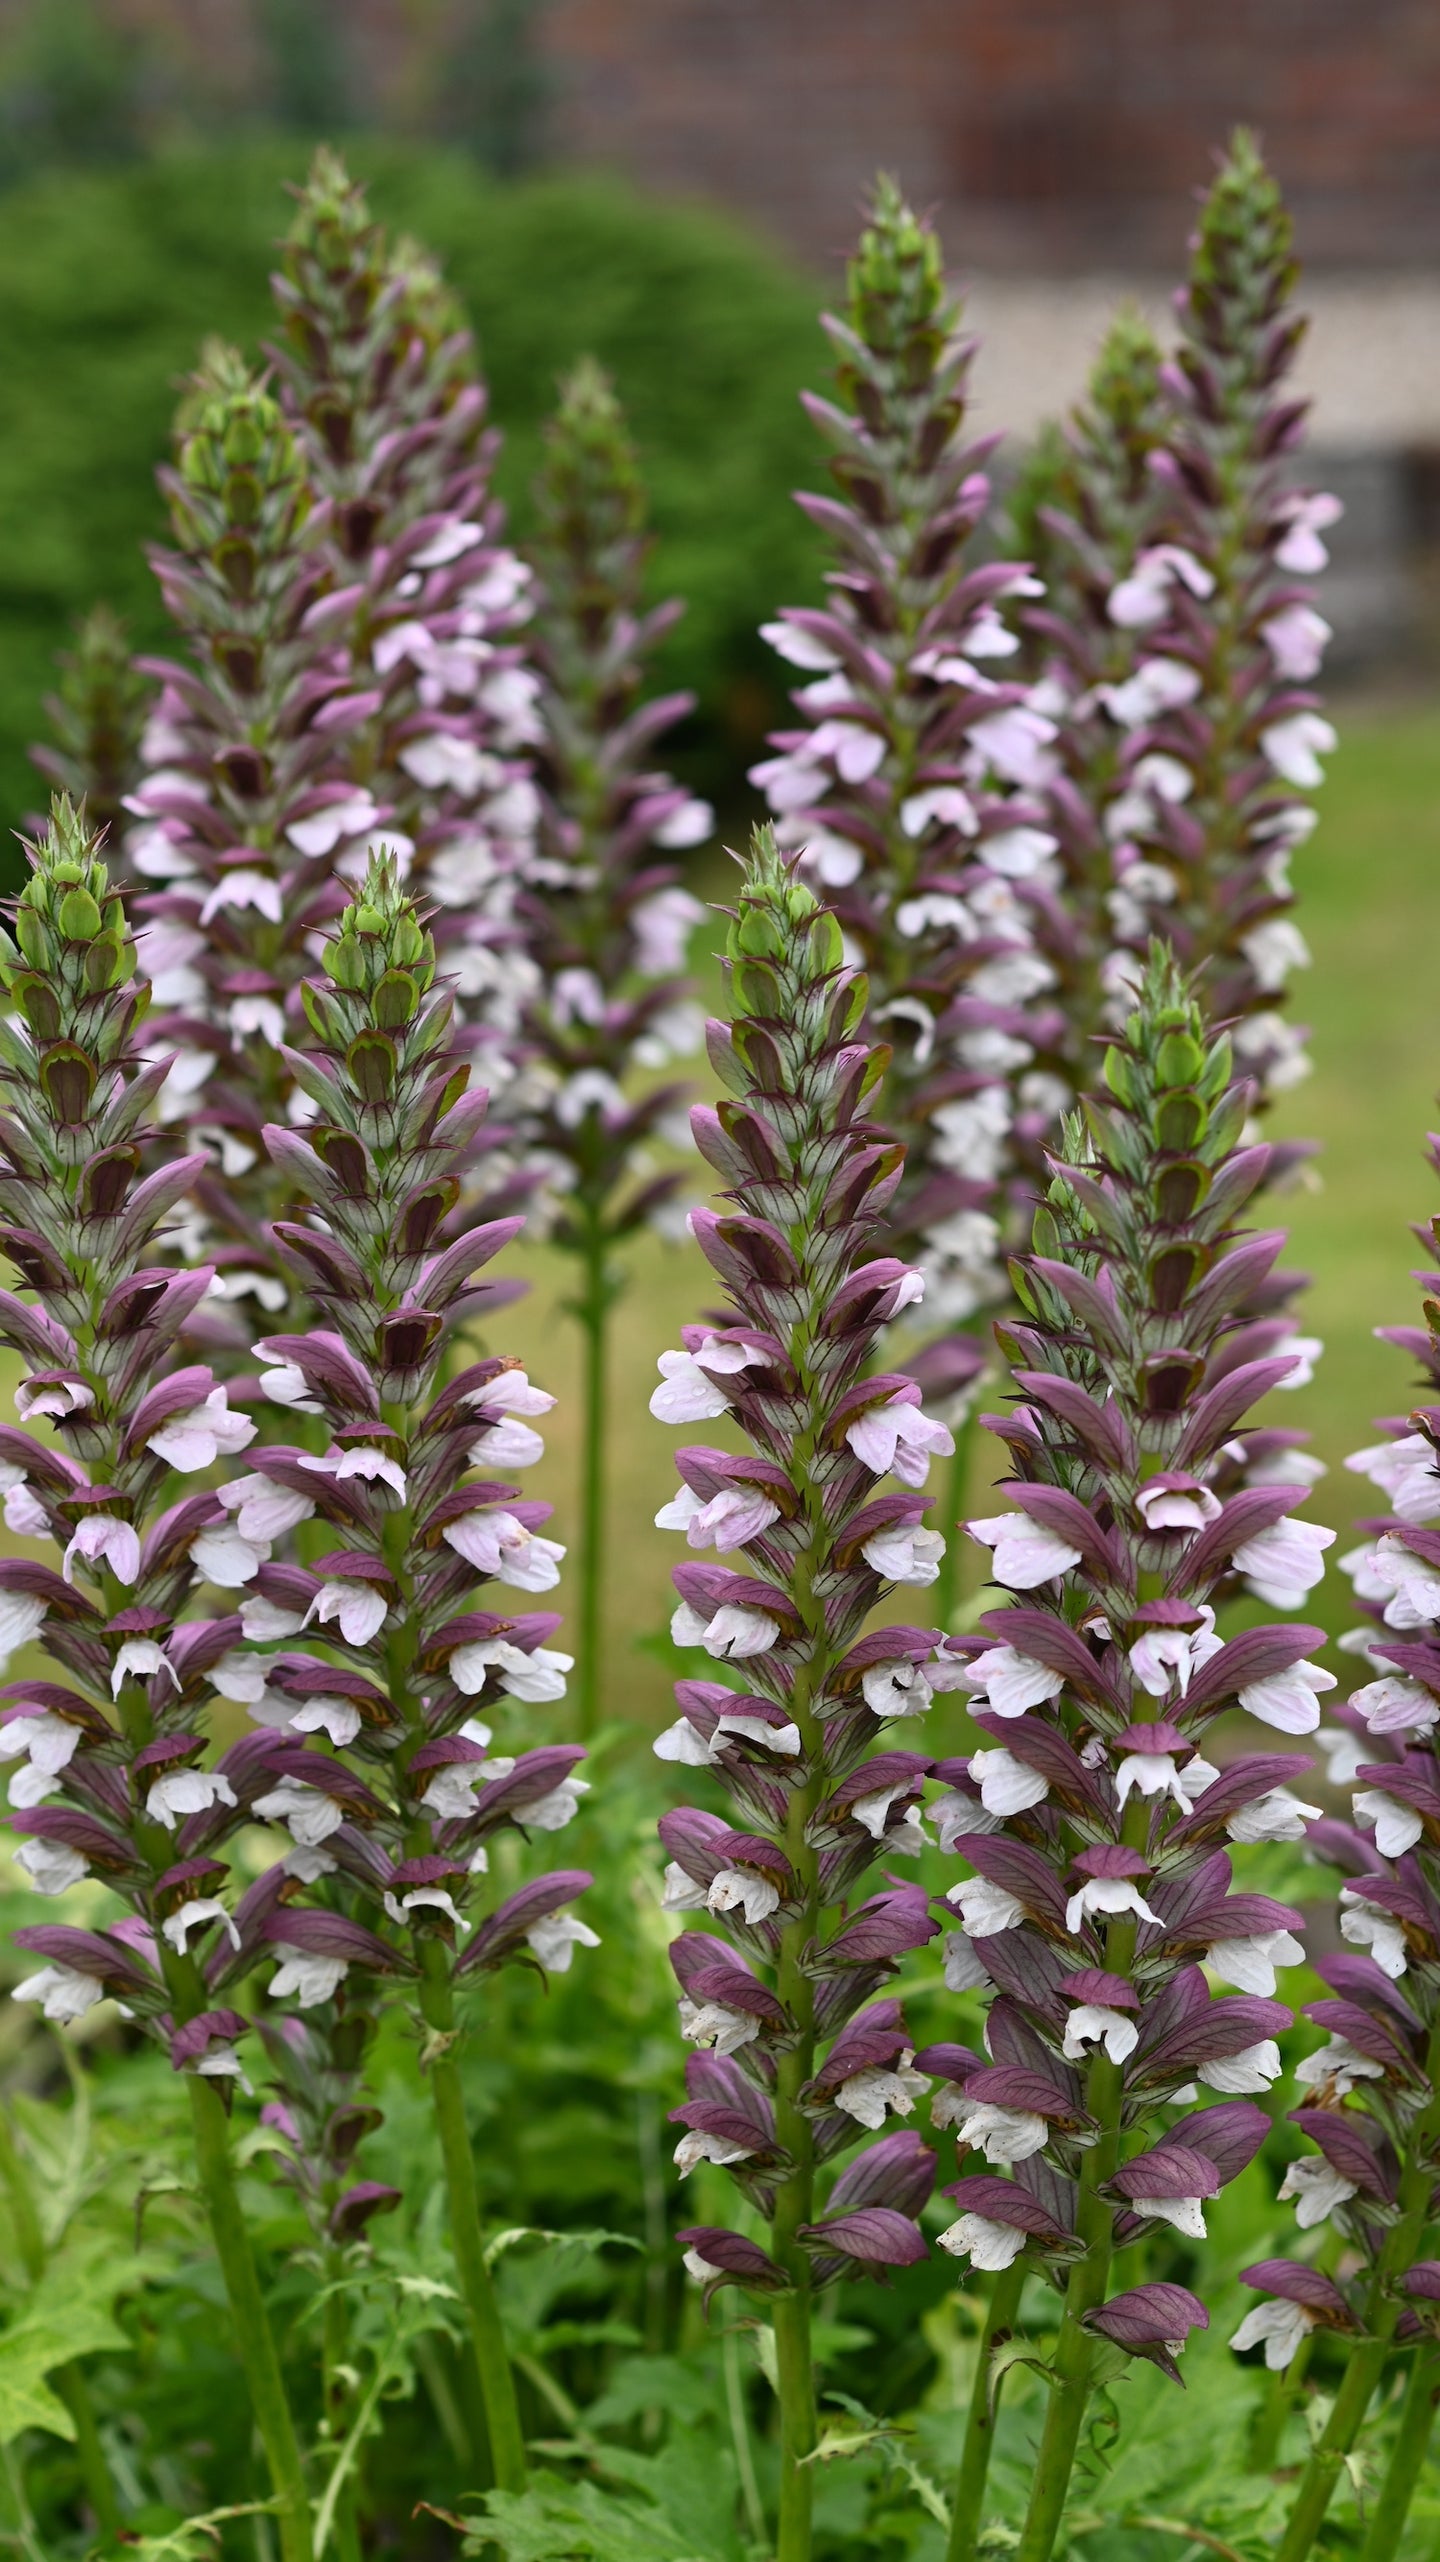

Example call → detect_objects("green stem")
321 2269 361 2562
55 2367 122 2544
1361 2345 1440 2562
771 2286 816 2562
0 2105 122 2541
187 2076 314 2562
1248 2328 1315 2473
1013 2113 1118 2562
947 2260 1026 2562
723 2322 767 2552
418 1958 527 2493
572 1190 612 1739
1275 2334 1391 2562
1015 1872 1142 2562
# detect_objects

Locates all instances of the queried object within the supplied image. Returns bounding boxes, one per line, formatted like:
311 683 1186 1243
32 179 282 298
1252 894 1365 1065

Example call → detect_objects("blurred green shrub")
0 137 825 870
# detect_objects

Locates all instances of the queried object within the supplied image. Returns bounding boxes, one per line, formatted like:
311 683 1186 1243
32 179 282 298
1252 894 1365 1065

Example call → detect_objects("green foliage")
3 136 825 871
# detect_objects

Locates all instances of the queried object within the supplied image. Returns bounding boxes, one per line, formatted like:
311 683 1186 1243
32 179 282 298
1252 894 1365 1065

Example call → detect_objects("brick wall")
538 0 1440 274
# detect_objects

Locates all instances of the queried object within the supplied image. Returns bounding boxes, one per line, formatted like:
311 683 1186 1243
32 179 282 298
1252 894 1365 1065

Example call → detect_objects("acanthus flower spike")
0 799 313 2562
933 945 1328 2562
126 339 376 1338
655 827 946 2562
237 851 593 2494
752 178 1059 1431
518 357 710 1733
1014 131 1336 1113
1253 1139 1440 2562
269 147 543 1097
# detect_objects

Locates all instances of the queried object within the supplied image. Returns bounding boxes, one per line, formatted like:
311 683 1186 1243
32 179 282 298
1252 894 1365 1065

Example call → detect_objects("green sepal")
1155 1093 1209 1154
1155 1030 1205 1089
301 981 336 1042
1102 1046 1136 1106
39 1043 98 1123
373 970 419 1030
734 960 784 1023
14 909 51 971
11 976 62 1041
346 1031 397 1106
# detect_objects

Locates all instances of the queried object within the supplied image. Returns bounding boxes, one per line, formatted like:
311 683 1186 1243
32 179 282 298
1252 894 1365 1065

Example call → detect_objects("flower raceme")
0 803 264 2040
753 176 1062 1360
213 857 592 1998
0 800 317 2559
1015 132 1335 1107
128 342 379 1250
1228 1132 1440 2562
270 150 545 1091
651 829 960 2561
518 358 709 1234
935 947 1331 2562
226 851 592 2491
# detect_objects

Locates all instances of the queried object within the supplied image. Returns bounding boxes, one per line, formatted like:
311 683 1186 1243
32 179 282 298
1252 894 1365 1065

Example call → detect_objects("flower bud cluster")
518 358 710 1242
0 801 269 2094
652 829 957 2304
1232 1147 1440 2372
271 149 544 1095
1018 132 1336 1106
205 854 593 2025
31 603 153 864
751 179 1062 1356
934 947 1332 2379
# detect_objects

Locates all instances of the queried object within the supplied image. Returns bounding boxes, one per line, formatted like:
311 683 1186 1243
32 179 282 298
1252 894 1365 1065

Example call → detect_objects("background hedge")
0 136 829 866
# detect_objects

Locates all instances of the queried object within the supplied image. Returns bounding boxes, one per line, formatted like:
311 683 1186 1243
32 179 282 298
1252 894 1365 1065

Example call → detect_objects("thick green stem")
1013 2121 1117 2562
771 2286 816 2562
187 2076 314 2562
947 2259 1025 2562
572 1191 612 1739
0 2105 122 2541
1361 2345 1440 2562
419 1957 527 2492
1275 2334 1391 2562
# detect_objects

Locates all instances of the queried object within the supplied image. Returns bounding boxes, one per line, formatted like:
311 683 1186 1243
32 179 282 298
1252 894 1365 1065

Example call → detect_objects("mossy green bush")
0 137 826 859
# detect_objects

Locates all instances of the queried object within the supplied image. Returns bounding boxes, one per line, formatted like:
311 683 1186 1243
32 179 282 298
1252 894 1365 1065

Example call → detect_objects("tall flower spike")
1022 133 1336 1105
752 175 1059 1367
1002 310 1173 1079
654 827 947 2562
521 357 710 1733
0 799 314 2562
237 852 593 2494
127 340 375 1334
935 947 1331 2562
1246 1164 1440 2562
270 148 543 1092
30 604 154 866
